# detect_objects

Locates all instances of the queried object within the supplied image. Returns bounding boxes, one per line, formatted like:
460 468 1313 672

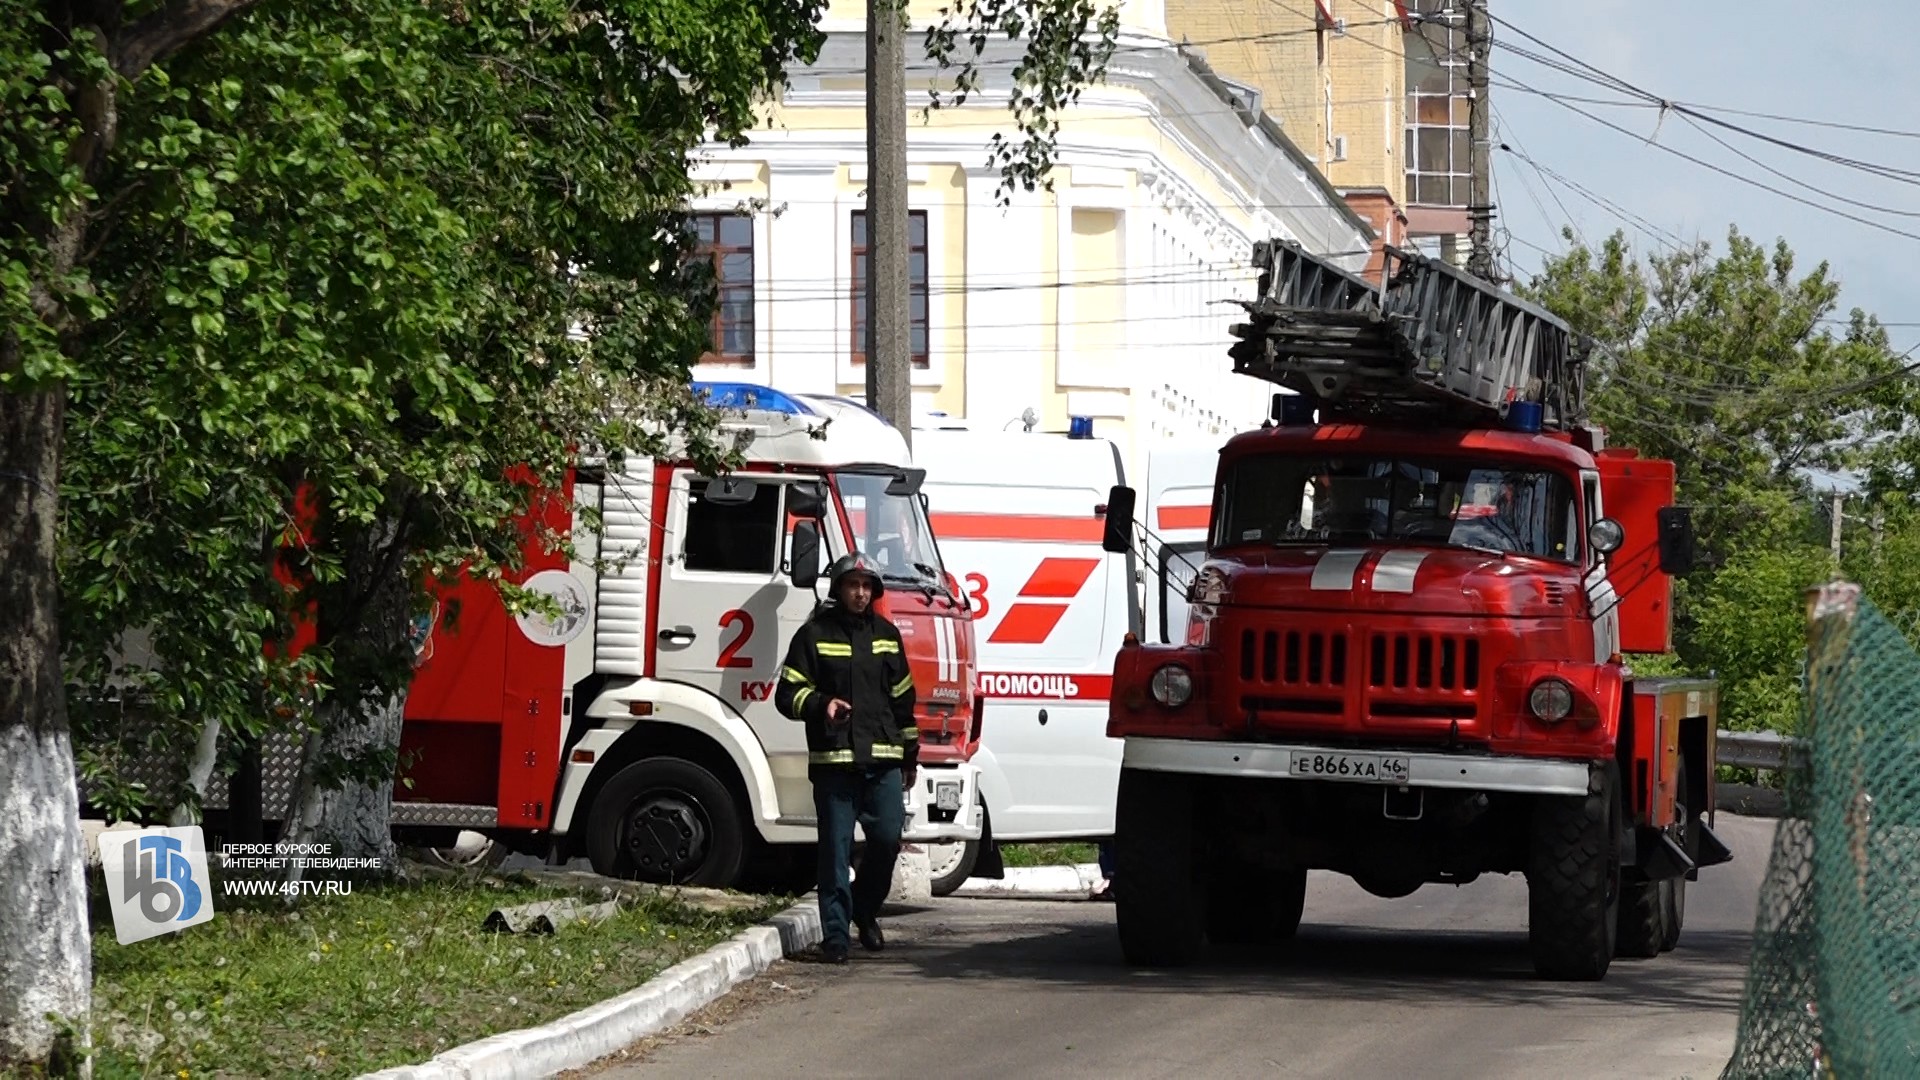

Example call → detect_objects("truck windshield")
1216 453 1580 561
835 471 948 586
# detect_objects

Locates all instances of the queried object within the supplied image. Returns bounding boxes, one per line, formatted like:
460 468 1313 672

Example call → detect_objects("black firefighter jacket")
774 604 919 775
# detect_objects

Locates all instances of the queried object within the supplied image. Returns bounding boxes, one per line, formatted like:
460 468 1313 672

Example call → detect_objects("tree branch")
112 0 266 80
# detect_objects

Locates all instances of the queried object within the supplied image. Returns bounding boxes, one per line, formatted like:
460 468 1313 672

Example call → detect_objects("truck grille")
1240 628 1348 689
1367 632 1481 693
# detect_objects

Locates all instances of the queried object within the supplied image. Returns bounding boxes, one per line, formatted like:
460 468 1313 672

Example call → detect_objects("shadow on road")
882 914 1753 1014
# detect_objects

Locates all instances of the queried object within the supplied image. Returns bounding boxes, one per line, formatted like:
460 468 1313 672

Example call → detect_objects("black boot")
821 941 849 964
857 917 885 952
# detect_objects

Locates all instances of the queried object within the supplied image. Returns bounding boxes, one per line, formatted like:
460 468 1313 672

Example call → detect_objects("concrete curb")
953 862 1104 899
359 900 822 1080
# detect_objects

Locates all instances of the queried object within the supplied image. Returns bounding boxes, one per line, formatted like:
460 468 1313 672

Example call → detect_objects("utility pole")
865 0 912 448
1831 491 1844 567
1465 0 1496 282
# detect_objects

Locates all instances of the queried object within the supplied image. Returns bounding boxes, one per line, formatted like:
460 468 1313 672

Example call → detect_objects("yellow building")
1162 0 1473 274
686 0 1373 480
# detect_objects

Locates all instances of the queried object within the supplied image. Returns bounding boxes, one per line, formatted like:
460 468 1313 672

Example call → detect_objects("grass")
997 842 1102 868
88 875 782 1079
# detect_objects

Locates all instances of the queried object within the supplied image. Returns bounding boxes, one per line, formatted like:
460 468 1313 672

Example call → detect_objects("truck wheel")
926 841 979 897
586 758 746 888
1527 761 1622 981
1205 864 1308 945
1616 876 1666 958
1661 751 1693 952
1114 767 1205 967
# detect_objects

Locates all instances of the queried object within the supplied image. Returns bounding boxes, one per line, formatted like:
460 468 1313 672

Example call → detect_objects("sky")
1487 1 1920 356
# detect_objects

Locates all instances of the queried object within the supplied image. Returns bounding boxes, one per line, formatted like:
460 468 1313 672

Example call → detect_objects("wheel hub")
925 842 966 879
623 795 709 882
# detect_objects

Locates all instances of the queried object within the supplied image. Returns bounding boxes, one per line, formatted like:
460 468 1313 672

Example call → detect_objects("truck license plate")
1288 750 1411 784
934 781 963 812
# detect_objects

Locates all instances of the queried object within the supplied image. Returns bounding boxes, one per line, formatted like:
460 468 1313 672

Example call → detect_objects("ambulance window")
683 479 780 574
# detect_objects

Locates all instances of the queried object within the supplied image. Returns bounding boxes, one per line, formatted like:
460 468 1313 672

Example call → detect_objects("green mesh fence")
1724 584 1920 1079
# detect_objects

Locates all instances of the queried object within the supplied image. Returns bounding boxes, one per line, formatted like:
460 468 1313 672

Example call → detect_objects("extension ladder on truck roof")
1227 240 1591 431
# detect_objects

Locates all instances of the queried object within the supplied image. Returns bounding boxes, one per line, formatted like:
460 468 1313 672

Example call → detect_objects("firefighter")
774 552 919 963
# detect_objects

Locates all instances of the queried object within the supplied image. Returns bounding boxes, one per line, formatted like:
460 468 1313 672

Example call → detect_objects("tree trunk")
281 692 406 878
169 714 223 827
0 386 91 1077
280 506 415 879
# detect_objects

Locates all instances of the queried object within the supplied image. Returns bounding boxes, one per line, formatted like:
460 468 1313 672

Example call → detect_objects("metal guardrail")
1716 729 1807 772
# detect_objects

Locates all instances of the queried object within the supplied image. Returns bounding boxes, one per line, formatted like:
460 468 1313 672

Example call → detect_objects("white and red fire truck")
167 384 981 890
1100 242 1731 980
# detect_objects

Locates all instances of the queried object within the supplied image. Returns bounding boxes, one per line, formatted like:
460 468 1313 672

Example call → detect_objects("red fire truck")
179 384 981 890
1099 242 1730 980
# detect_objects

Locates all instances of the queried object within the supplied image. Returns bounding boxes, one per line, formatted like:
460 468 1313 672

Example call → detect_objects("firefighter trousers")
812 765 904 950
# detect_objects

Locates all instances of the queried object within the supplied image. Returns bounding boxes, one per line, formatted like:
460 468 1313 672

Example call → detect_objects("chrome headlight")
1529 678 1575 723
1150 665 1194 708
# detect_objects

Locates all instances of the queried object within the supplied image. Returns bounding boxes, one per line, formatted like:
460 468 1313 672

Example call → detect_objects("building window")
1404 0 1470 208
851 210 929 367
681 478 780 574
692 213 754 364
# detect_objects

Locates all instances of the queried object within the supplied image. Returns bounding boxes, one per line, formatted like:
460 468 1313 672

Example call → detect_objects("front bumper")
1124 736 1594 797
902 762 984 842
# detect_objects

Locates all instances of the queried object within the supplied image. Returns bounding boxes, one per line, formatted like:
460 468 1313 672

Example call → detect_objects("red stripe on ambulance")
1156 505 1210 531
987 557 1099 644
928 512 1105 543
977 672 1113 700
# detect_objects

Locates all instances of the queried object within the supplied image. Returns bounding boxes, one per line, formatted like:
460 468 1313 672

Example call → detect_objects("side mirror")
789 521 821 590
787 481 827 519
885 468 926 497
1587 517 1625 556
1657 506 1696 575
701 476 757 506
1102 485 1138 555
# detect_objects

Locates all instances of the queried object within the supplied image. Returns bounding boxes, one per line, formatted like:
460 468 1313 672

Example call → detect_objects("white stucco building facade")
686 0 1372 480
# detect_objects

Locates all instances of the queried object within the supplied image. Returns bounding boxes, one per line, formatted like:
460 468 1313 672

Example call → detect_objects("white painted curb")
953 863 1104 899
359 900 822 1079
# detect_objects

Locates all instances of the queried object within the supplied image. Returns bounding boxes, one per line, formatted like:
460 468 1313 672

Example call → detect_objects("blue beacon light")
692 382 818 416
1505 400 1544 434
1067 416 1095 439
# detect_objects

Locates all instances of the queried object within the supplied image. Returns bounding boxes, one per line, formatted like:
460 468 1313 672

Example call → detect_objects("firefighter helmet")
827 552 884 598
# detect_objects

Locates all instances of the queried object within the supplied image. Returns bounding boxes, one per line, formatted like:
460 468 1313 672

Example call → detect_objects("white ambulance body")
912 419 1140 842
1140 446 1222 646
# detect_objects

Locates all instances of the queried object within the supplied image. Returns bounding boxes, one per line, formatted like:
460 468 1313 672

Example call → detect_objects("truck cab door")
652 470 825 821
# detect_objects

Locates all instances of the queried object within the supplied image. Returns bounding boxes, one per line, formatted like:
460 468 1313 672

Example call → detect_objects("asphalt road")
587 813 1777 1080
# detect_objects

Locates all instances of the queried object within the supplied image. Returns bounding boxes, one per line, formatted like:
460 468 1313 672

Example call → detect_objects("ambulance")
905 416 1134 889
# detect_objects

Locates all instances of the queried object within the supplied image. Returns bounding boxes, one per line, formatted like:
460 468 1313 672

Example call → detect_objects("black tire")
1114 768 1205 967
1205 864 1308 946
1616 876 1666 958
926 841 980 897
1661 751 1693 953
586 757 747 887
1527 761 1623 981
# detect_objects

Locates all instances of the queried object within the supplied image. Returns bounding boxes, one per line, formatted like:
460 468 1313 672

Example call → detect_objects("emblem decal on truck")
514 570 592 647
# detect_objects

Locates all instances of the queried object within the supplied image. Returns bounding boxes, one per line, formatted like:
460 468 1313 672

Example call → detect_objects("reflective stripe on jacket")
774 604 918 772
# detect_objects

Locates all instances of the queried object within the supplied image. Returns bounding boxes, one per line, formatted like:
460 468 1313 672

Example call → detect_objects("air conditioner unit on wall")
1332 135 1349 162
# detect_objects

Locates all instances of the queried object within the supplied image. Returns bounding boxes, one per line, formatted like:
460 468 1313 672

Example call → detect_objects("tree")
925 0 1122 202
3 4 269 1071
5 0 822 1070
1522 227 1920 733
